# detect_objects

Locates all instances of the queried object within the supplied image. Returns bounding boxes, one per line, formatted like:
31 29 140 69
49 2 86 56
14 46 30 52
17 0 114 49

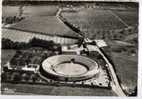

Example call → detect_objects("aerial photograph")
1 0 138 96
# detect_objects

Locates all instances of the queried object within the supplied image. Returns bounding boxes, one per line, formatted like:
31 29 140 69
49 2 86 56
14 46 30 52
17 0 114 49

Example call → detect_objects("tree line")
2 37 61 51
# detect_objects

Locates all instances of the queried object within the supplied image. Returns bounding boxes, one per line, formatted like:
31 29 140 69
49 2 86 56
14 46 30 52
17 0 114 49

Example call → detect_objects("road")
84 40 126 96
57 8 126 96
94 45 126 96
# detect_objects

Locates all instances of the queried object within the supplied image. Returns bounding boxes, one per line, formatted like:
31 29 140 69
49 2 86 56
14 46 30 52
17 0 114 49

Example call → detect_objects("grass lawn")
1 83 116 96
101 43 137 92
110 52 137 91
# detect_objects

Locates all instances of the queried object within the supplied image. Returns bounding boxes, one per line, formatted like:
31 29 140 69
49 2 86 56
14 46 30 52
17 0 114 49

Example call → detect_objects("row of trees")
2 37 61 51
2 38 29 49
29 37 61 51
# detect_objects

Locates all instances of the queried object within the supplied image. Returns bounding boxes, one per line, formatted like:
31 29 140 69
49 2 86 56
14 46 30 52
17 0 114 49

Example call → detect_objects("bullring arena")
38 47 110 88
40 55 99 82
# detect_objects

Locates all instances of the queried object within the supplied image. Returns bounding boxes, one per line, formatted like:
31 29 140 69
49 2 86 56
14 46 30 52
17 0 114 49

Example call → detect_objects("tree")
11 72 21 82
2 38 14 49
22 73 30 82
30 74 38 83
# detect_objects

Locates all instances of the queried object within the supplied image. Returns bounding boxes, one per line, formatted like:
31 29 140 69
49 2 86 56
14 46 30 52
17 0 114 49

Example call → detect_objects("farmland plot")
2 6 59 17
111 9 138 26
2 29 35 42
62 9 125 30
61 8 137 38
2 6 19 17
2 28 78 45
9 16 80 38
23 6 59 17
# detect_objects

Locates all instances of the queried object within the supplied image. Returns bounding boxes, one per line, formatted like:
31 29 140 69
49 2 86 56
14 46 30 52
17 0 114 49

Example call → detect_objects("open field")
111 9 138 26
62 8 126 30
2 29 36 43
1 83 116 96
110 52 137 91
2 6 58 17
2 28 78 45
61 8 138 39
101 44 137 93
9 16 80 38
2 6 19 17
3 6 138 41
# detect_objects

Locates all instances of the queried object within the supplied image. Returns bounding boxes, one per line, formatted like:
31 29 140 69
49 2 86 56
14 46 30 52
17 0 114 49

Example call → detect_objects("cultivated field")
61 8 138 39
2 6 59 17
2 29 35 43
3 6 138 41
9 16 80 38
2 28 78 44
111 9 138 26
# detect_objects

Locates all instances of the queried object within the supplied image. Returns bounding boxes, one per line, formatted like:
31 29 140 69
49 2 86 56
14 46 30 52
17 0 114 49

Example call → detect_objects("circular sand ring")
39 55 99 82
